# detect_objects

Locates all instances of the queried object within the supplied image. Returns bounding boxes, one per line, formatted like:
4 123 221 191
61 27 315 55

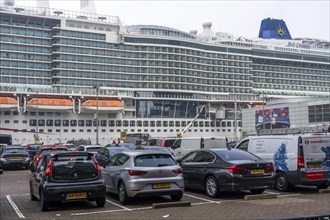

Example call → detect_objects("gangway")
256 125 329 136
177 105 205 137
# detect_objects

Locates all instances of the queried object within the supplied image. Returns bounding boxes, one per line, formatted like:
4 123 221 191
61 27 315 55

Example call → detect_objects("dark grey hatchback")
30 151 106 211
179 148 275 197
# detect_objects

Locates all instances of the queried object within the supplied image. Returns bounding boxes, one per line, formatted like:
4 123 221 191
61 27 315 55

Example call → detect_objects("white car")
76 145 103 154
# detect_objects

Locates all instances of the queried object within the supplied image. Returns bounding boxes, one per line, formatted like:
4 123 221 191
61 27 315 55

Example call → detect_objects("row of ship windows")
9 128 241 134
0 44 50 53
1 36 50 46
253 83 328 92
253 64 329 76
254 73 328 81
254 78 328 87
1 119 242 128
0 17 59 29
0 77 49 85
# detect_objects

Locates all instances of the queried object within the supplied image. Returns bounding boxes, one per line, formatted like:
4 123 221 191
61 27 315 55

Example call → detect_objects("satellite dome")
4 0 15 6
189 29 198 35
202 21 212 29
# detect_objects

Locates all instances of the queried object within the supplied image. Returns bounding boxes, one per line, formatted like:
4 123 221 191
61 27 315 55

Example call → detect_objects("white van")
235 134 330 191
171 137 228 159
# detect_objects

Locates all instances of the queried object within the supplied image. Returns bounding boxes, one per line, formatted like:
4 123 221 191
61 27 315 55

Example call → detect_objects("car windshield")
4 148 26 153
86 147 102 152
28 145 40 150
214 149 260 162
109 148 125 156
40 148 68 156
135 154 176 167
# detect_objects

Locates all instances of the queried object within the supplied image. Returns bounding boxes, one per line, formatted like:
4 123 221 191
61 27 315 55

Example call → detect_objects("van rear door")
302 134 330 181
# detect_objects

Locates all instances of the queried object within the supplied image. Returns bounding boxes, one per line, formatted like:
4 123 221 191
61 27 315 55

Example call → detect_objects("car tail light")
173 168 183 174
298 155 305 169
128 170 147 176
93 157 101 175
265 164 275 173
163 141 166 148
44 159 53 177
226 165 248 174
27 144 30 151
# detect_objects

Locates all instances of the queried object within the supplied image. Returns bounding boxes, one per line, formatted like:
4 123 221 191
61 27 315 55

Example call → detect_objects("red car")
30 146 67 171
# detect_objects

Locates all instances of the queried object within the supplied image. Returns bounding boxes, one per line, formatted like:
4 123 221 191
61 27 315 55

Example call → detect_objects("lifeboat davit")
81 100 124 112
27 98 74 111
0 97 17 110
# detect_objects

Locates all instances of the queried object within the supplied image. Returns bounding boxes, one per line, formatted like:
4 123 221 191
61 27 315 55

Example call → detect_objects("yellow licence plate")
153 183 171 189
66 192 87 200
11 156 21 159
251 169 264 175
308 163 321 168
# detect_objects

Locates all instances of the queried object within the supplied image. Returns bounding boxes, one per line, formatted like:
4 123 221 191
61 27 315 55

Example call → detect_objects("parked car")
172 137 228 159
95 147 129 167
76 145 103 154
30 146 68 171
61 144 77 151
0 146 30 169
25 144 42 160
156 137 179 148
104 143 137 150
178 148 275 197
136 146 176 159
235 134 330 191
101 151 184 204
144 138 158 146
30 151 106 211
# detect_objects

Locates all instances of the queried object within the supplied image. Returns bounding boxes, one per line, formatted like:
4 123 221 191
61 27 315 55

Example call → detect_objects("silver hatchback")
101 151 184 204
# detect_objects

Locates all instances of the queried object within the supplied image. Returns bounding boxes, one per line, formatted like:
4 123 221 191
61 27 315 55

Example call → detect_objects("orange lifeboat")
27 98 74 111
0 97 17 110
81 100 124 112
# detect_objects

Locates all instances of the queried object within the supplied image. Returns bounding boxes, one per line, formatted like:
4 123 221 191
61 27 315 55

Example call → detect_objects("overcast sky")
14 0 330 40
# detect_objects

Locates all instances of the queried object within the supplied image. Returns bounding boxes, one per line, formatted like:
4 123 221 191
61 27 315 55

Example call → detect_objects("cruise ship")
0 0 329 145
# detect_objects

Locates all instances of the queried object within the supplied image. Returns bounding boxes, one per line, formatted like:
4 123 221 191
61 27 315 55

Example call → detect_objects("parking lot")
1 169 330 220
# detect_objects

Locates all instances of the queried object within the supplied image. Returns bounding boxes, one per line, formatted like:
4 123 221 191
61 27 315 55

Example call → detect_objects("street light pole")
93 85 99 145
262 91 265 130
36 91 39 133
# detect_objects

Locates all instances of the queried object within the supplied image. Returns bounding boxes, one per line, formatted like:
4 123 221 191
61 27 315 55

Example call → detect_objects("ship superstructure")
0 2 329 145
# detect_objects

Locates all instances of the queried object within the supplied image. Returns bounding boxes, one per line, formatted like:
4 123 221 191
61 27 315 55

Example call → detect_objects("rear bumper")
220 174 275 192
287 170 330 186
0 160 30 168
42 181 106 202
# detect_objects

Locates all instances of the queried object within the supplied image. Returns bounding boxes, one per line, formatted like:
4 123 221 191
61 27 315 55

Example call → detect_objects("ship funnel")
80 0 97 14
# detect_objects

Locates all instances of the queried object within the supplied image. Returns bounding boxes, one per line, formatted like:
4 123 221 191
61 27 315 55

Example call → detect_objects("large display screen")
256 107 290 130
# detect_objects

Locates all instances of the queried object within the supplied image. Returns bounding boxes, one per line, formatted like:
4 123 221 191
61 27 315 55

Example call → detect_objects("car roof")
119 150 171 156
4 146 24 149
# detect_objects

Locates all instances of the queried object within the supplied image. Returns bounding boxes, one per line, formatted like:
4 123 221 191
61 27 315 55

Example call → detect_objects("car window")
181 151 198 163
112 154 130 166
236 140 249 151
171 139 181 149
165 139 177 147
36 158 45 172
193 151 215 163
215 149 260 162
135 154 176 167
107 155 118 166
86 147 102 153
4 148 26 153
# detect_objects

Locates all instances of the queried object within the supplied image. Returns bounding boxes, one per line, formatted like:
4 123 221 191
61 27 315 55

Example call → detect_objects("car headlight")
0 158 6 162
25 157 30 161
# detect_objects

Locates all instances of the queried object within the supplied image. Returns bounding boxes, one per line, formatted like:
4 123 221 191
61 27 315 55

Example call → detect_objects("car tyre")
275 172 291 192
249 188 265 194
96 197 106 207
205 176 219 198
170 191 183 201
316 183 329 189
30 184 37 201
40 191 49 211
118 182 130 204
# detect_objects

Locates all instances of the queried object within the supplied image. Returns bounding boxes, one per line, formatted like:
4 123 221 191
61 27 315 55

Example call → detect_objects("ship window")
175 121 180 127
193 121 198 127
117 129 121 132
205 122 210 127
102 129 106 132
181 121 186 127
157 129 161 132
30 119 37 126
101 120 107 127
137 121 142 127
227 129 231 132
130 129 135 132
176 129 180 132
39 129 44 133
5 120 10 123
163 129 167 132
169 129 173 132
110 129 114 132
22 129 27 132
109 120 115 127
30 112 36 116
31 129 35 132
123 120 128 127
55 120 61 127
211 129 214 132
238 121 242 127
200 129 203 132
38 119 45 126
39 112 44 116
163 121 168 127
47 129 52 132
87 129 91 132
4 111 10 115
46 120 53 126
130 121 135 127
188 129 191 132
64 129 68 132
156 121 161 127
221 121 226 127
13 111 19 116
70 120 77 127
151 129 155 132
210 121 215 127
55 129 60 132
199 121 204 127
143 121 149 127
71 129 76 133
22 120 27 124
79 129 84 132
47 112 53 116
116 120 122 126
227 121 232 127
150 121 155 127
63 120 69 127
86 120 92 127
137 129 141 132
222 129 225 132
14 120 18 124
169 121 174 127
93 120 98 127
55 112 61 116
78 120 85 127
194 129 198 132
